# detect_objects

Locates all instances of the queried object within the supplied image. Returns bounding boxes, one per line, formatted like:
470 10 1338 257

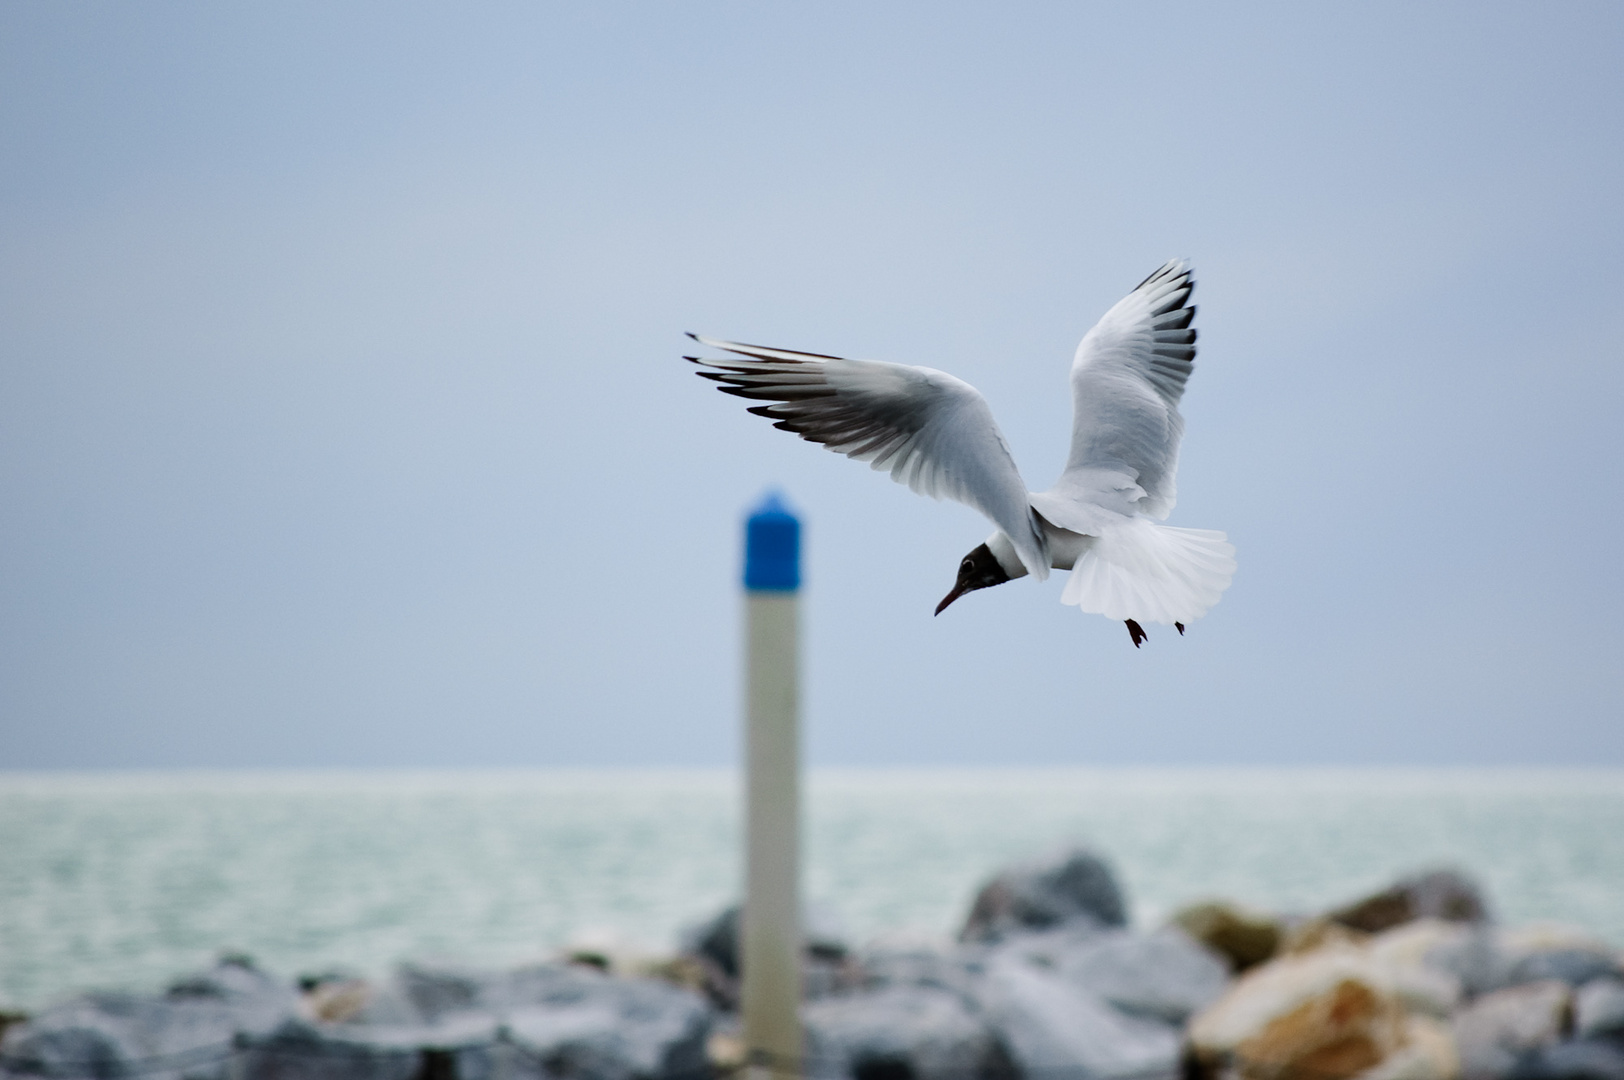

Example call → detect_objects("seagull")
687 260 1236 647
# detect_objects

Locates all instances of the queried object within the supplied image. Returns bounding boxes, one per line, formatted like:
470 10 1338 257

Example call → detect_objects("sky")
2 2 1621 769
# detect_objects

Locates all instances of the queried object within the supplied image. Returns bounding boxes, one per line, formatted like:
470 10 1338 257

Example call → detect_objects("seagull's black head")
935 543 1012 615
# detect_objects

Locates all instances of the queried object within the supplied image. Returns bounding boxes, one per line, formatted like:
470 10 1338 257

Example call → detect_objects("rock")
474 962 712 1080
960 848 1128 943
0 1011 27 1046
0 958 708 1080
398 964 487 1022
259 963 709 1080
1428 928 1620 999
1429 928 1523 998
503 978 710 1080
0 1023 132 1080
1510 951 1621 989
1576 978 1624 1039
1331 870 1490 934
246 1016 481 1080
975 956 1181 1080
1172 902 1283 973
1052 927 1231 1026
1366 921 1468 1018
687 905 744 980
0 957 299 1080
859 942 981 1001
1187 944 1407 1080
301 978 372 1024
1359 1016 1459 1080
1232 979 1400 1080
1511 1041 1624 1080
803 985 1011 1080
1280 918 1372 957
1453 980 1572 1080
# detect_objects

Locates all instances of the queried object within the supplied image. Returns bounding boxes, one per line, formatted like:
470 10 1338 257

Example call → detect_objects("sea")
1 768 1621 1013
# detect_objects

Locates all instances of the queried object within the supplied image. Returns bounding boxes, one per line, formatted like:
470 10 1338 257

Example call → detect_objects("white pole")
741 493 802 1080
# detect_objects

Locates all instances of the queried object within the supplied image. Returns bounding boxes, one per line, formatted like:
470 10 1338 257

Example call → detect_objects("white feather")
1060 518 1236 624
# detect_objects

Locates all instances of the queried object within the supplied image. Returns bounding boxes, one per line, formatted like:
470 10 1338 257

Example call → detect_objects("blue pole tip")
744 491 801 592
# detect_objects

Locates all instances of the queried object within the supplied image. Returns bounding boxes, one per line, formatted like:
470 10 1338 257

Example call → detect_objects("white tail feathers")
1060 518 1236 625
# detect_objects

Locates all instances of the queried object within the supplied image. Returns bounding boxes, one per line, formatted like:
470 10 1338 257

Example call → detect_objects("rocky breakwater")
3 853 1622 1080
691 850 1230 1080
0 956 711 1080
1181 871 1624 1080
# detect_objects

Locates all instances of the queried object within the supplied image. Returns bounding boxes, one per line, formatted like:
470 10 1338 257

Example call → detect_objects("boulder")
1052 927 1231 1026
1172 902 1283 973
0 957 298 1080
1453 980 1572 1080
1428 928 1620 999
859 942 981 1002
803 985 1010 1080
502 981 710 1080
456 963 711 1080
1365 920 1468 1018
960 849 1128 943
1510 952 1621 989
975 956 1181 1080
1510 1040 1624 1080
1575 978 1624 1040
1331 870 1490 934
245 1016 483 1080
1187 944 1407 1080
1359 1016 1459 1080
1428 928 1523 999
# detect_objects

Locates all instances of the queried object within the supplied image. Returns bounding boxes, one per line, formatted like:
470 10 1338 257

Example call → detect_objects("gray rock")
1576 979 1624 1040
1331 868 1490 934
502 979 710 1080
859 944 981 1002
1427 933 1621 999
1455 980 1574 1080
244 1018 462 1080
960 849 1127 944
974 956 1180 1080
685 905 743 980
386 963 712 1080
803 985 1011 1080
1430 927 1523 997
264 965 710 1080
976 924 1109 973
1512 952 1622 989
0 1023 132 1079
0 957 298 1080
1511 1040 1624 1080
1054 927 1231 1026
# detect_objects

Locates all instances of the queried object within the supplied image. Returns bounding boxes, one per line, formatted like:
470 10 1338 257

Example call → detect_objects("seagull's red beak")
934 583 970 616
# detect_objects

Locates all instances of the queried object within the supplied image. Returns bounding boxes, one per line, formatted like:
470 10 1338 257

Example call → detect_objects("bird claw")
1175 622 1185 636
1125 620 1147 648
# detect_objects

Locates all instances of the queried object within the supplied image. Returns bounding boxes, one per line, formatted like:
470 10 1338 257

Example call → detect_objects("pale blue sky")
2 2 1621 767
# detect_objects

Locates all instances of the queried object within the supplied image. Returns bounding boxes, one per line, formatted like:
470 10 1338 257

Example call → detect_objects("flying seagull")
687 260 1236 647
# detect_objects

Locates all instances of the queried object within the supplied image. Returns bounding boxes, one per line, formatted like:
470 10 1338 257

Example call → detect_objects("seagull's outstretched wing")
1033 260 1197 535
688 334 1049 579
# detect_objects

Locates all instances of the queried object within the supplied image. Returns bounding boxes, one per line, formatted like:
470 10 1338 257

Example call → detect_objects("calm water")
1 768 1621 1011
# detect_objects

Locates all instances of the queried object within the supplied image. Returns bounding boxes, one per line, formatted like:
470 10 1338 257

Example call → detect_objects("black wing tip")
1134 258 1195 293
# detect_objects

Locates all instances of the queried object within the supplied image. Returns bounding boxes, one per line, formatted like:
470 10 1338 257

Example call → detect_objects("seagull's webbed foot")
1175 622 1185 636
1125 620 1147 648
